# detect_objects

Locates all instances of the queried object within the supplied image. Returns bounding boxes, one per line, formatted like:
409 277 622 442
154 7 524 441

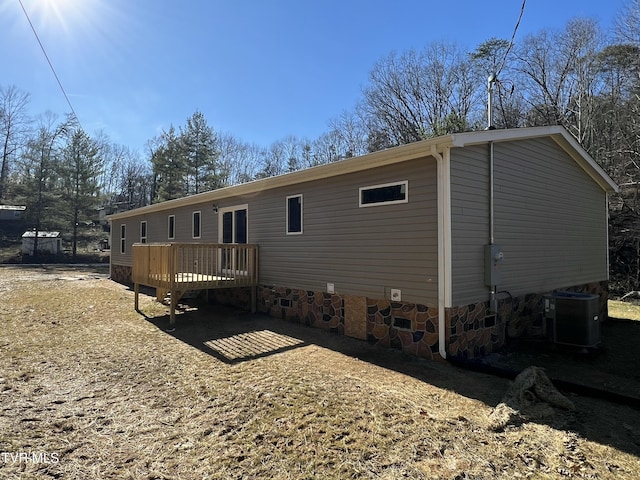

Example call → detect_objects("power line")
18 0 83 130
496 0 527 79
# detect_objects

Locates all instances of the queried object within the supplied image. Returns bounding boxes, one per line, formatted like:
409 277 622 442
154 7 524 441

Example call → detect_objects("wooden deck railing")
132 243 259 326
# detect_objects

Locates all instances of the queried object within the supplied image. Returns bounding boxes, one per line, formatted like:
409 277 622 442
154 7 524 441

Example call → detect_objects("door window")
220 206 248 244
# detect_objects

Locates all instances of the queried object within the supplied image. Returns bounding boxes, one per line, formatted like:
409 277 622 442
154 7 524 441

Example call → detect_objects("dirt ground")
1 265 640 479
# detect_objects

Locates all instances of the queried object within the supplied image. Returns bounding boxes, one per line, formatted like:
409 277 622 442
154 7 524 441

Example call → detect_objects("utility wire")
496 0 526 79
18 0 83 130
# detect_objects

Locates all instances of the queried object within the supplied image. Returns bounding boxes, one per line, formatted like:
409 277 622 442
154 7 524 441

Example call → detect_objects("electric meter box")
484 244 504 286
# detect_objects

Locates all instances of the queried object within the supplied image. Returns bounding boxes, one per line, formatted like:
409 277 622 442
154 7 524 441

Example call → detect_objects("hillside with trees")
1 0 639 293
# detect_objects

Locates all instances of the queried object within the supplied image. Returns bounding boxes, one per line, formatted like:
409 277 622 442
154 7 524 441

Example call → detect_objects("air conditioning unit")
543 291 601 349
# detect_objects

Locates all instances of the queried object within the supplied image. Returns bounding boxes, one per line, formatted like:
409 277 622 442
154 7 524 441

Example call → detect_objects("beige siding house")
108 126 617 360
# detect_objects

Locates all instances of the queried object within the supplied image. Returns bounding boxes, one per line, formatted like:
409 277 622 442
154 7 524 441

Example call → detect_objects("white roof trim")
22 231 61 238
0 205 26 211
108 126 617 221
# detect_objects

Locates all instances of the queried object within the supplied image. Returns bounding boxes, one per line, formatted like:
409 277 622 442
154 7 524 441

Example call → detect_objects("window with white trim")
286 194 303 234
192 211 201 239
140 221 147 244
359 181 408 207
168 215 175 240
120 224 126 254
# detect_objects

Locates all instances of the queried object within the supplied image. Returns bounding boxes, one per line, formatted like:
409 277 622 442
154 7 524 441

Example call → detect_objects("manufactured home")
0 205 26 221
108 126 618 360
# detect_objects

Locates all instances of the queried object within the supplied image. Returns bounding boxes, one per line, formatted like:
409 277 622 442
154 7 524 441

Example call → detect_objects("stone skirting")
366 299 440 359
209 286 441 359
258 286 345 334
498 280 608 339
110 264 132 284
446 301 504 359
445 280 609 359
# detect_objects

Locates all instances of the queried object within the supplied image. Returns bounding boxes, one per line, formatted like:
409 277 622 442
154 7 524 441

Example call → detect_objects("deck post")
134 283 139 311
169 289 177 329
168 244 177 330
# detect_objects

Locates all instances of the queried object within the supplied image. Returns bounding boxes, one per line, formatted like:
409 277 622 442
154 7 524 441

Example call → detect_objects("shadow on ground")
478 318 640 401
141 298 640 460
141 299 507 406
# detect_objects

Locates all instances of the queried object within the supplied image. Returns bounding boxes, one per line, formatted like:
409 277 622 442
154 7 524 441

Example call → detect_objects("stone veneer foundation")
445 280 609 359
110 264 608 361
110 264 132 284
211 286 345 333
366 299 440 360
211 285 441 358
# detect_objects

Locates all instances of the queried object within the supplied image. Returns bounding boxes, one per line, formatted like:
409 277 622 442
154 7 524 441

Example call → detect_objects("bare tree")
116 153 152 209
515 18 603 141
95 135 130 201
217 133 264 185
328 110 369 158
310 130 344 166
616 0 640 45
256 141 287 178
0 85 31 202
280 135 303 172
361 42 481 147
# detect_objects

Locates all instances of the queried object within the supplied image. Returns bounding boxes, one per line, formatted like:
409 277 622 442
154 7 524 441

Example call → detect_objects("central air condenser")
543 291 601 349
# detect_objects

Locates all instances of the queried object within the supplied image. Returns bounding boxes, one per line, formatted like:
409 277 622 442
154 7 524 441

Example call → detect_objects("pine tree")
181 111 221 195
59 128 102 261
151 126 187 202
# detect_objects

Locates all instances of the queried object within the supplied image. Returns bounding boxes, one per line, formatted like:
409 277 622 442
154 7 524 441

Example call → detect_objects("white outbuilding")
21 231 62 256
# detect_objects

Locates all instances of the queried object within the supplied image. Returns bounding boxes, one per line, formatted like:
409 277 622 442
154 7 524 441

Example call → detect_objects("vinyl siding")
450 137 608 306
110 204 218 266
450 144 491 306
111 157 439 305
251 158 438 304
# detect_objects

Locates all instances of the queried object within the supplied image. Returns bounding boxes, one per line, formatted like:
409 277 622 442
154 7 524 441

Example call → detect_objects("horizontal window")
359 181 408 207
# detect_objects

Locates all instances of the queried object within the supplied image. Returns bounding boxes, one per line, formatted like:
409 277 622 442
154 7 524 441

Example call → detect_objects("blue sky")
1 0 627 153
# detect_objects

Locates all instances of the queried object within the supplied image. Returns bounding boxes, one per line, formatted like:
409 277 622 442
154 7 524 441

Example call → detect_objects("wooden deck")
132 243 259 326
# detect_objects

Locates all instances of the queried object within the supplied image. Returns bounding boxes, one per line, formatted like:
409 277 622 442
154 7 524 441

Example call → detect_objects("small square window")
286 194 303 234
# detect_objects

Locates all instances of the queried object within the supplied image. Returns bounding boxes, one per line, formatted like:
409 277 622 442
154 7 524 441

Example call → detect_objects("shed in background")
21 231 62 256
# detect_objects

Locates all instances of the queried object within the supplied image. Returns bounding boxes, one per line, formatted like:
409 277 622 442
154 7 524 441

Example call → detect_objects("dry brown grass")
609 300 640 321
1 265 639 479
